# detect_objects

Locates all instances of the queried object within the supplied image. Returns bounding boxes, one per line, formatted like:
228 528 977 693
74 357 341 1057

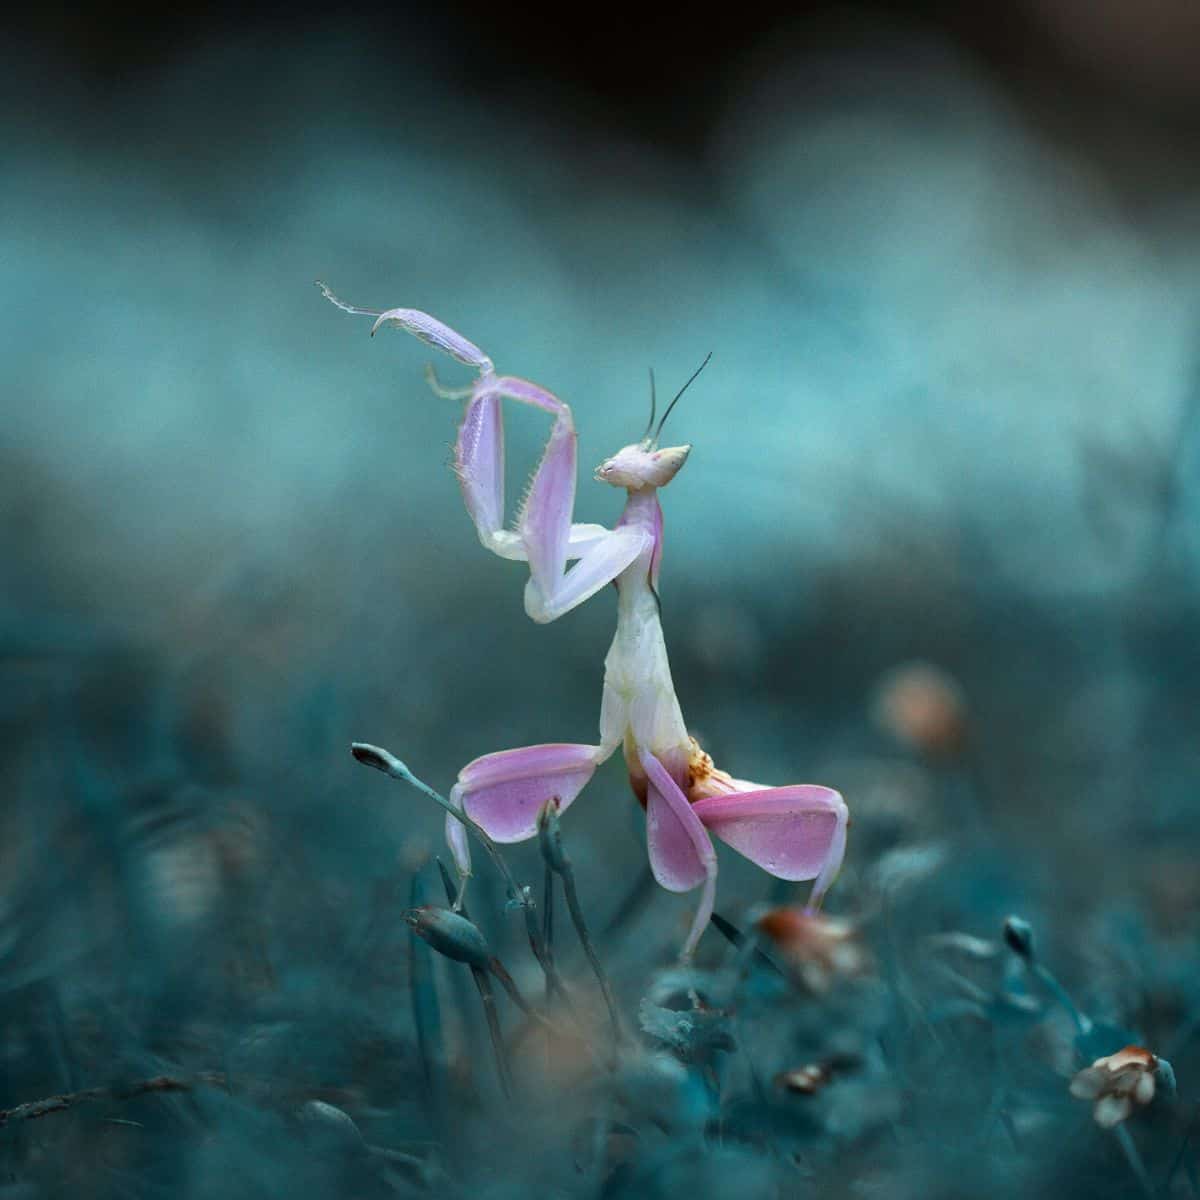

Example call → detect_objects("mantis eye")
647 444 691 485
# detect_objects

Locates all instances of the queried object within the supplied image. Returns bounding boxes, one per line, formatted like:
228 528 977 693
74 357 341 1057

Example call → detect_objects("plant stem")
409 872 449 1122
543 862 556 1065
543 862 556 986
487 957 565 1036
1114 1123 1155 1199
472 965 514 1098
352 743 572 1007
0 1074 227 1128
710 911 784 977
537 801 622 1045
1031 962 1089 1036
1164 1102 1200 1193
438 858 513 1097
559 858 622 1044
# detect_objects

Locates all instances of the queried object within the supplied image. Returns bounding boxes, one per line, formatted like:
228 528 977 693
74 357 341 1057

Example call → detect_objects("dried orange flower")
872 661 967 758
775 1053 861 1095
1069 1046 1158 1128
756 908 870 993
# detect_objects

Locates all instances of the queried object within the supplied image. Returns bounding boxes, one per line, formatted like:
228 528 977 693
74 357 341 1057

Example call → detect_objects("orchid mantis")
322 284 848 958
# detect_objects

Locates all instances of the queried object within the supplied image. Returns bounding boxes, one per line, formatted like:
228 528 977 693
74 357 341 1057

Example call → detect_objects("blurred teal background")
3 5 1200 1195
6 15 1199 876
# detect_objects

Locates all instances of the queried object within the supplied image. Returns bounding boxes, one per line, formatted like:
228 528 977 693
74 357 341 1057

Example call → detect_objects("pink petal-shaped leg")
481 377 647 623
370 307 493 370
451 374 570 565
639 749 717 959
692 785 848 909
456 388 506 548
513 386 577 603
523 527 646 624
490 375 565 418
454 742 603 845
452 380 614 565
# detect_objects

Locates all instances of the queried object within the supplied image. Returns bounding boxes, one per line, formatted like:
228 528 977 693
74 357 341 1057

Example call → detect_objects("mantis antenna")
655 352 713 443
642 368 658 443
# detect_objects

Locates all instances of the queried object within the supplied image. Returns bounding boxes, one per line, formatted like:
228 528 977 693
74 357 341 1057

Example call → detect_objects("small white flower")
1069 1046 1158 1128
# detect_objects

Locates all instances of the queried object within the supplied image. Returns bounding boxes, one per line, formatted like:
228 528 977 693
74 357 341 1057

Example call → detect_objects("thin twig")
1113 1124 1155 1200
1030 962 1089 1036
538 802 622 1045
543 861 556 1063
366 1143 434 1172
438 858 513 1097
472 965 513 1096
560 864 622 1042
600 865 656 940
710 911 785 977
1164 1101 1200 1193
485 957 570 1038
543 862 556 998
409 872 449 1121
0 1073 227 1129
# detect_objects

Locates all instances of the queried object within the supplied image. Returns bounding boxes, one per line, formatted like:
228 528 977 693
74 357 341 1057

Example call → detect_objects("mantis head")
593 352 711 491
595 441 691 489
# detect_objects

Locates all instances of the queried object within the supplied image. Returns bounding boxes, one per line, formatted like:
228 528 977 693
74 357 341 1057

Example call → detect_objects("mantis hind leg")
444 742 612 878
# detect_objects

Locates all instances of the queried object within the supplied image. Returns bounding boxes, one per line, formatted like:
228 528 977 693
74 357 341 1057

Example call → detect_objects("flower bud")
1002 915 1035 961
403 906 492 969
351 742 393 773
297 1100 368 1157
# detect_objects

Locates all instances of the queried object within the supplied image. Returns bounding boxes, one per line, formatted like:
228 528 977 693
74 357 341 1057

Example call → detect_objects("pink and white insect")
322 284 849 958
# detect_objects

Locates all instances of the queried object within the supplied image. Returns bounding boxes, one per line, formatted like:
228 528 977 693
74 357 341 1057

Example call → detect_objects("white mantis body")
323 284 848 958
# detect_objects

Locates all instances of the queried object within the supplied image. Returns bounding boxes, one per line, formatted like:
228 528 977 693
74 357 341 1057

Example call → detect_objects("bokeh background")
4 1 1200 1196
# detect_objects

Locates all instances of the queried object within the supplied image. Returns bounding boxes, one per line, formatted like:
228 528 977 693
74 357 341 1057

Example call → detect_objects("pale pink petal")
692 786 848 885
455 743 600 843
809 804 849 908
640 749 718 958
639 748 715 893
1094 1095 1132 1128
1069 1068 1107 1101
